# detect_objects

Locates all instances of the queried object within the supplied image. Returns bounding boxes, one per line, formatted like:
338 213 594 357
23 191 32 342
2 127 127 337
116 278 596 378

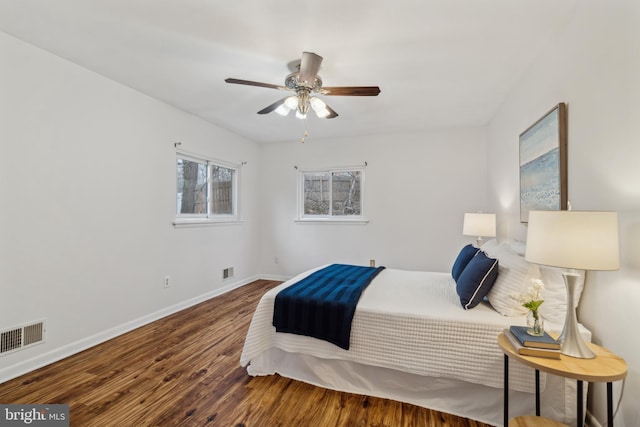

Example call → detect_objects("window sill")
294 218 369 225
173 218 243 228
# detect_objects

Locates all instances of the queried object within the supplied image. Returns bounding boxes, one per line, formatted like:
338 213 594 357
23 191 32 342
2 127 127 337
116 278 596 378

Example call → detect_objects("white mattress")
241 266 541 392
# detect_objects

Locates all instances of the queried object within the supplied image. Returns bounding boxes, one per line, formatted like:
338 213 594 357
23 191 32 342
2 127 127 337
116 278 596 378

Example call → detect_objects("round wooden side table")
498 332 627 427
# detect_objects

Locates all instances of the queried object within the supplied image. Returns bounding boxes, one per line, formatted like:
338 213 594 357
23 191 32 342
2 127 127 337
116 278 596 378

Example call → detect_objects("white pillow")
484 242 531 316
480 238 499 254
482 239 586 323
506 239 526 256
537 266 585 325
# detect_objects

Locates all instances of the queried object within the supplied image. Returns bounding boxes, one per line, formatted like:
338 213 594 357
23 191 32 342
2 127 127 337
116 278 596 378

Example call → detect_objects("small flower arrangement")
519 278 545 319
517 278 545 335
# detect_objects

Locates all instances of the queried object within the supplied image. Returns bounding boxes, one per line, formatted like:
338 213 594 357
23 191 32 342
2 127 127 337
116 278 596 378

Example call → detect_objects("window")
298 167 365 222
175 153 238 224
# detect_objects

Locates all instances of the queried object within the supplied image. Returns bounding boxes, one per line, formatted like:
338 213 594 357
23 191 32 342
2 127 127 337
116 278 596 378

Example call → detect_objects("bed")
240 240 589 426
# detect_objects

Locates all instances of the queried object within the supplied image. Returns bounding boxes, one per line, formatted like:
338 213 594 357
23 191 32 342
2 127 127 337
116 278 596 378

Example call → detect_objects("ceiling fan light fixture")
310 97 330 118
284 96 298 110
295 110 307 119
316 108 330 118
274 104 291 116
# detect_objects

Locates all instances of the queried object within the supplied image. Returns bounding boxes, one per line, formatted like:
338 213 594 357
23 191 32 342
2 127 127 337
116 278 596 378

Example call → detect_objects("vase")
526 311 544 336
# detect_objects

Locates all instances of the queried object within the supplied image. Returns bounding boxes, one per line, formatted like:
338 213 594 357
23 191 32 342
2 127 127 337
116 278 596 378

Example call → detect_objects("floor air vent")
1 320 45 356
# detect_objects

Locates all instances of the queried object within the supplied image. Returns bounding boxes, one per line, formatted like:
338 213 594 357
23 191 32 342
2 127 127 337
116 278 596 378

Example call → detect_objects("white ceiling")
0 0 579 144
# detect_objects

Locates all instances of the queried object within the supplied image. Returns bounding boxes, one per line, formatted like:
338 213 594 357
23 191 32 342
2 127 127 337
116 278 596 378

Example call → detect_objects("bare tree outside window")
176 155 238 220
304 172 330 215
302 169 362 218
177 159 207 214
332 171 361 216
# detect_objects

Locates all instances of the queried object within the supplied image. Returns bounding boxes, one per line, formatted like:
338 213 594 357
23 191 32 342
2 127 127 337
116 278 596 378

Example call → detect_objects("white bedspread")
241 266 539 392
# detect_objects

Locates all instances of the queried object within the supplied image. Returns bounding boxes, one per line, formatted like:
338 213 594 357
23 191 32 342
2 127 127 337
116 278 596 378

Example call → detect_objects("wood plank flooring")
0 280 491 427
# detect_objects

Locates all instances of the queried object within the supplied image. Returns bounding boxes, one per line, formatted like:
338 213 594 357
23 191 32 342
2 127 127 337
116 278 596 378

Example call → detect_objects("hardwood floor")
0 280 491 427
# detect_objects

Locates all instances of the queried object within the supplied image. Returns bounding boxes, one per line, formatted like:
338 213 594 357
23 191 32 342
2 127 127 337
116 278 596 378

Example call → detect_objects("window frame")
174 151 240 227
296 165 367 224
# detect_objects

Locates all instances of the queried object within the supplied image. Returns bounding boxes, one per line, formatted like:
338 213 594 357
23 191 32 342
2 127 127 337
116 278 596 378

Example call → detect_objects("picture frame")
519 102 567 223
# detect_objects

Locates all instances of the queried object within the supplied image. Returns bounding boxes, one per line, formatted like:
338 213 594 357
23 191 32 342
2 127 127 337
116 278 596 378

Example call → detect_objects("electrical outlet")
274 256 279 264
163 276 171 288
369 259 376 267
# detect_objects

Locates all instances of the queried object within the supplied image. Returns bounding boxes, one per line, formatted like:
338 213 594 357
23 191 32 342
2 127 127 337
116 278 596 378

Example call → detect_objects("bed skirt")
246 347 582 427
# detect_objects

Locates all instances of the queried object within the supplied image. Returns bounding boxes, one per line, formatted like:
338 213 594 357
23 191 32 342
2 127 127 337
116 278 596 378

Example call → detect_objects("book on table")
503 329 561 359
509 325 560 350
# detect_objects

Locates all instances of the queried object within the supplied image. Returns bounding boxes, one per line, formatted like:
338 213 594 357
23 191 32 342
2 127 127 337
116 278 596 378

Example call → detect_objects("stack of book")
504 325 561 359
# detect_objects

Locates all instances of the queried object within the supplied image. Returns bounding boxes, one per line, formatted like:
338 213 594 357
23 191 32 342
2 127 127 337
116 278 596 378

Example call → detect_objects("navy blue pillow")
456 251 499 310
451 244 479 281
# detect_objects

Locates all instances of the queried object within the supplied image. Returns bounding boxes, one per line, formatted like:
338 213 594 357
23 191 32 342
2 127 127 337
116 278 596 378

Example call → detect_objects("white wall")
487 1 640 425
258 128 488 277
0 29 489 387
0 32 261 381
8 4 636 423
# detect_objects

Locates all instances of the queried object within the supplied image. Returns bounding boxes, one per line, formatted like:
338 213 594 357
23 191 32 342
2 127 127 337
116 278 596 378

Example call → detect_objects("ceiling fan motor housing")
285 72 323 91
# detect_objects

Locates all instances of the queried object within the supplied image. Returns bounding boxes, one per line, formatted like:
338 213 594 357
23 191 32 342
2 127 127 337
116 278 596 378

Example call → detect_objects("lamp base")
559 272 595 359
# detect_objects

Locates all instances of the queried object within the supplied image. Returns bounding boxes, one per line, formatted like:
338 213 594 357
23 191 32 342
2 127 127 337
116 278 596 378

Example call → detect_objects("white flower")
517 278 545 314
531 278 544 292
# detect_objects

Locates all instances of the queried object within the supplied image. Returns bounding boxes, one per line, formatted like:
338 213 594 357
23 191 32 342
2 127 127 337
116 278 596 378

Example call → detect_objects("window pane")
177 158 207 214
211 165 234 215
304 172 330 215
332 171 361 216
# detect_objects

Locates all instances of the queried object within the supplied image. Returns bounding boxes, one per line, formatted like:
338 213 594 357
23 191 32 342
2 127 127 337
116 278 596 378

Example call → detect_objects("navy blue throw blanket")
273 264 386 350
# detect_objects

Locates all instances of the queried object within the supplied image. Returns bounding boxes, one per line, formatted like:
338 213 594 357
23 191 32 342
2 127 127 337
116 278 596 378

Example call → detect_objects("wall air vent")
0 320 45 356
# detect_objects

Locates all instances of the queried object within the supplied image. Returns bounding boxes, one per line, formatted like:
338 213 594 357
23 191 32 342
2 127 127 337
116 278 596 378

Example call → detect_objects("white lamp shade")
309 97 329 117
284 96 299 110
462 213 496 238
525 210 619 270
274 104 291 116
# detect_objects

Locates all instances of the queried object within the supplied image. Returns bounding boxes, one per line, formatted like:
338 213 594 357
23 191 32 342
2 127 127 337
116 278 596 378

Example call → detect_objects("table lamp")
463 213 496 248
525 210 619 358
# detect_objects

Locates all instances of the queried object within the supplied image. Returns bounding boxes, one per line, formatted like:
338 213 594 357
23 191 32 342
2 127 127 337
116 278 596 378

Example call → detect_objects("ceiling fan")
225 52 381 119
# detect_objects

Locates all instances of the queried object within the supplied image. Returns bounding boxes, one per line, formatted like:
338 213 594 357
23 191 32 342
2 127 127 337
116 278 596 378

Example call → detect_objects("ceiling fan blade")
323 103 339 119
321 86 381 96
225 78 287 91
298 52 323 85
257 98 288 115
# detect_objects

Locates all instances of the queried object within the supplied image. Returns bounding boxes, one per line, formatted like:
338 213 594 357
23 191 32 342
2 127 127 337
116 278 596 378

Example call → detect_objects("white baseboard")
0 274 261 384
259 273 291 281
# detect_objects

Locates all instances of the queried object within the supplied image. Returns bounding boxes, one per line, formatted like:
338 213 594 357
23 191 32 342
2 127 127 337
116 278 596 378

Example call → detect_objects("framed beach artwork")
519 103 567 223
